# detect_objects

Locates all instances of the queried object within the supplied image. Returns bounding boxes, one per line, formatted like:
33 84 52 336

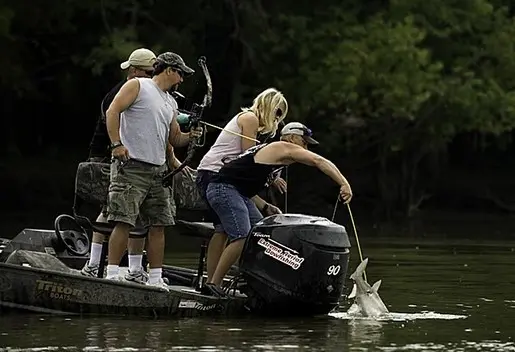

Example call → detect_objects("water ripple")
329 311 468 321
377 340 515 351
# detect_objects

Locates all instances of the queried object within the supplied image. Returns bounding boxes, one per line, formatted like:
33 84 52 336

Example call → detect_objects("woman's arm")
237 112 260 151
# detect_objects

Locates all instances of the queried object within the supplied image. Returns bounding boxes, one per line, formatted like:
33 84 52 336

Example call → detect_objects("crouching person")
202 122 353 296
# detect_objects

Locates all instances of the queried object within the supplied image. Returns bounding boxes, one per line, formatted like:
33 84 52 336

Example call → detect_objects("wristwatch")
109 141 123 150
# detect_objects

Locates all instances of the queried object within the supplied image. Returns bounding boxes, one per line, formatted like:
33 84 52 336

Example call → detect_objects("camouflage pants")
107 159 175 228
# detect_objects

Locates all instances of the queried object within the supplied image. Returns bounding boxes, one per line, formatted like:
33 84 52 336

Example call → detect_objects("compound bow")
162 56 212 187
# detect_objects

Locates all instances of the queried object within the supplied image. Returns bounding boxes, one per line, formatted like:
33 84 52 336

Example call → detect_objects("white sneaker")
80 261 99 277
105 275 125 282
146 278 170 291
125 269 149 284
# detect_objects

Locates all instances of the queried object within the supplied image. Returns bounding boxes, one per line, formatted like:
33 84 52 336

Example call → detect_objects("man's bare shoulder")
120 78 140 91
267 141 299 149
265 141 302 155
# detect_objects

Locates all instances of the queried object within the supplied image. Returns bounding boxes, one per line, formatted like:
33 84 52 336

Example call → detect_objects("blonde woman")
196 88 288 289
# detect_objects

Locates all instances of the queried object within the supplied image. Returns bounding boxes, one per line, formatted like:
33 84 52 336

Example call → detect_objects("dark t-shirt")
212 144 284 198
88 80 126 159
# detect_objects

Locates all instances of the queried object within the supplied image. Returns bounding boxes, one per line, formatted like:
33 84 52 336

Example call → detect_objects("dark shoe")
200 283 227 298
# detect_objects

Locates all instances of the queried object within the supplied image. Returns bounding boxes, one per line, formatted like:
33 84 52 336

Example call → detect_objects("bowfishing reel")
162 56 212 188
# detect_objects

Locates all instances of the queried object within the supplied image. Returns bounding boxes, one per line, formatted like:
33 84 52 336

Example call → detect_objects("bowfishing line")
332 195 367 281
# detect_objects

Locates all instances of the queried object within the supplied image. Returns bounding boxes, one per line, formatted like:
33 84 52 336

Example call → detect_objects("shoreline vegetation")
3 1 515 239
2 151 515 240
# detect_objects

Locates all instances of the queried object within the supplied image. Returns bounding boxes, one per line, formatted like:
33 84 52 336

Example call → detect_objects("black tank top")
213 144 284 197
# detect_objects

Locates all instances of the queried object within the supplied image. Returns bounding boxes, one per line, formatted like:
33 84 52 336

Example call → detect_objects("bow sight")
162 56 212 187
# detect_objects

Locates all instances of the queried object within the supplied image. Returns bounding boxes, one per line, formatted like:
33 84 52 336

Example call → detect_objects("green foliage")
4 0 515 216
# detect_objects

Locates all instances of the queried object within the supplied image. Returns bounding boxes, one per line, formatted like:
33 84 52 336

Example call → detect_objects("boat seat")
75 215 148 238
175 220 214 239
91 221 148 238
173 220 214 292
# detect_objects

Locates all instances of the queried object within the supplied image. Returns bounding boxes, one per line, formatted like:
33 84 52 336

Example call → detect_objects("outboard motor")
238 214 351 316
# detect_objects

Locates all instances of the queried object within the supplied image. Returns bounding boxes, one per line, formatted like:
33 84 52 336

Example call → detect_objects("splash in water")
329 310 468 321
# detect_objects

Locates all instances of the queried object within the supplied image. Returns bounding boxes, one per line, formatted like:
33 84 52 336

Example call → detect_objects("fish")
347 258 389 318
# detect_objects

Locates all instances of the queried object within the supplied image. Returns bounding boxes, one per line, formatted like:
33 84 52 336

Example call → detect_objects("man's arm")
166 143 182 169
251 195 267 210
106 79 140 144
252 195 282 215
281 143 350 187
168 117 191 147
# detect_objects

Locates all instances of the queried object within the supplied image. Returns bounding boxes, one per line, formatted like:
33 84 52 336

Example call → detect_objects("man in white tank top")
81 48 171 283
105 52 202 290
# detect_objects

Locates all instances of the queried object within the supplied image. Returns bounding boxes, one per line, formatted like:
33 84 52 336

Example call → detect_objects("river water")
0 226 514 351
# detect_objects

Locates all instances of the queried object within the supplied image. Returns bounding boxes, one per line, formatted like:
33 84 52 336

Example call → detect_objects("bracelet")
109 141 123 150
263 203 270 212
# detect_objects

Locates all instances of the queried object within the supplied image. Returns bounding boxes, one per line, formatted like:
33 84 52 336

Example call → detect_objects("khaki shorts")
107 159 175 228
97 206 147 228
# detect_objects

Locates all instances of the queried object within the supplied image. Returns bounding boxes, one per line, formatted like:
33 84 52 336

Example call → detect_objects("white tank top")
119 77 177 166
198 114 245 172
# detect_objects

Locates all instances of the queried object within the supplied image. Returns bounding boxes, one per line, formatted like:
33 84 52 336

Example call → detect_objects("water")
0 237 514 351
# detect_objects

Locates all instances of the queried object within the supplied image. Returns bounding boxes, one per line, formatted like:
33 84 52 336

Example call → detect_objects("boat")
0 161 352 318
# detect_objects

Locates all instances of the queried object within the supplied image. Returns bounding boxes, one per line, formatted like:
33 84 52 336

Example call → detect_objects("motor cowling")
238 214 351 316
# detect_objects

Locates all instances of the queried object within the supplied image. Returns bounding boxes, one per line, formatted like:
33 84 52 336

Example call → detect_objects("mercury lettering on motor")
257 238 305 270
35 279 83 300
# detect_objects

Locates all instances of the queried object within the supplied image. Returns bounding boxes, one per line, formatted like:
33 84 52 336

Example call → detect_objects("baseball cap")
281 122 319 145
120 48 156 70
155 52 195 76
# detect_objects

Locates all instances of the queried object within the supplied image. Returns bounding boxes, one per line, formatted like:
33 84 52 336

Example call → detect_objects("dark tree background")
2 0 515 235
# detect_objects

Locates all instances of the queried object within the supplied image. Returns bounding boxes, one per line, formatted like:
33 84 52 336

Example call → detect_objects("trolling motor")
162 56 213 187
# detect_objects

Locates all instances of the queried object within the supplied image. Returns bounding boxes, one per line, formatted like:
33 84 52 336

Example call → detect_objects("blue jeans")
206 183 263 242
195 170 223 232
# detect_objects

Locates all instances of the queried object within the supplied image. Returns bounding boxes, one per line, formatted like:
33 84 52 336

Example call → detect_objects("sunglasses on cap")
291 126 313 137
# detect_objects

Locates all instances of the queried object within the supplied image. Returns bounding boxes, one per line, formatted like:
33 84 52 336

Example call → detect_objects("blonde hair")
241 88 288 137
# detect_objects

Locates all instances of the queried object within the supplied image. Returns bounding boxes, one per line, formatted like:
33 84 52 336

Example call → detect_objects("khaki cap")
120 48 156 70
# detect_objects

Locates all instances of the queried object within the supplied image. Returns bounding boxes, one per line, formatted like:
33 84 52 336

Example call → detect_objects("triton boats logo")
35 280 83 301
257 238 305 270
0 273 11 292
179 299 219 311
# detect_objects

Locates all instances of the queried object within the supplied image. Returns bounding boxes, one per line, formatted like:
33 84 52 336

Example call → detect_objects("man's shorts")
205 182 263 242
107 159 175 228
96 206 146 228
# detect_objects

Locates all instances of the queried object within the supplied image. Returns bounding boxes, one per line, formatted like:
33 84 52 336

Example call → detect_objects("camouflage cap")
156 52 195 76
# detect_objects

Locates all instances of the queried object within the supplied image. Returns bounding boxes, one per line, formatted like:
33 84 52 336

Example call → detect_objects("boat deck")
0 251 247 318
